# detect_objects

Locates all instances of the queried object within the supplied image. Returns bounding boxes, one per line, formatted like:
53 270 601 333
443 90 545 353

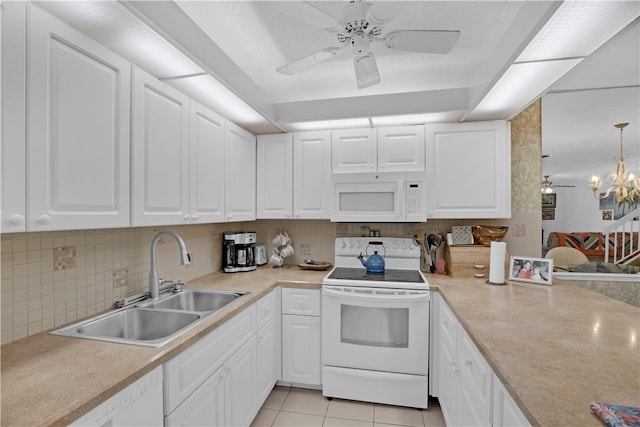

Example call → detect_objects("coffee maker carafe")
223 231 257 272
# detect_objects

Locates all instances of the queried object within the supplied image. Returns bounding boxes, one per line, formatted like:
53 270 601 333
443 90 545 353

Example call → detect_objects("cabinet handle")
192 214 199 221
464 360 473 368
9 215 25 226
37 215 51 226
286 212 291 218
451 362 459 373
184 215 191 222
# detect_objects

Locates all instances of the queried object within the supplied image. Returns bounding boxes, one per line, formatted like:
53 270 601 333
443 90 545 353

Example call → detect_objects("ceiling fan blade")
384 30 461 54
276 47 341 75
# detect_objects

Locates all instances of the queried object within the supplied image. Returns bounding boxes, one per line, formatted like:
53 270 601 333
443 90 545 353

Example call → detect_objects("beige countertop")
1 266 638 426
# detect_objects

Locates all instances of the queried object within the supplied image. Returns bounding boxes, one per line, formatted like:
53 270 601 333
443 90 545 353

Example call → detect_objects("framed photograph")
509 256 553 285
541 193 556 208
602 210 613 220
541 208 555 220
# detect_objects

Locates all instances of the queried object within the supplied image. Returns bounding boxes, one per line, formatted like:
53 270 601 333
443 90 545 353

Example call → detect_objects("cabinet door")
257 134 293 219
282 314 321 385
1 2 27 232
27 4 131 231
438 300 459 427
257 319 277 405
165 366 226 427
190 101 225 223
331 128 377 173
225 336 259 427
457 328 493 427
377 126 425 172
293 131 332 219
131 66 189 226
426 121 511 218
493 374 531 427
225 122 256 222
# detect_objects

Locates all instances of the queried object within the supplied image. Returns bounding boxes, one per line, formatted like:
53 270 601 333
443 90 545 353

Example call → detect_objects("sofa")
546 232 639 262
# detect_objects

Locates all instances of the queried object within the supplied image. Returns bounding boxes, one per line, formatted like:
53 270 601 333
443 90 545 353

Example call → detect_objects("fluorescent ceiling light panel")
371 112 464 127
170 74 266 126
283 118 371 132
518 1 639 62
474 58 583 118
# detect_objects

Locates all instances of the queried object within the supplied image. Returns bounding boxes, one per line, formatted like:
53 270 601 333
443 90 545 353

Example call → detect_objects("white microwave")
330 172 427 222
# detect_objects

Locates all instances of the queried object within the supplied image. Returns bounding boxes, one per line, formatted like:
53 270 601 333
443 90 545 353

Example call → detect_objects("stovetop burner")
327 267 425 284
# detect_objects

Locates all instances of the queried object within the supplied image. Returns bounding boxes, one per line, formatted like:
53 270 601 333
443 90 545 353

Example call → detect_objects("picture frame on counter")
509 256 553 285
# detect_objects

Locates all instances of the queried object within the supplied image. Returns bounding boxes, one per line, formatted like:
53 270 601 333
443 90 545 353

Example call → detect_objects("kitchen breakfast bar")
1 267 638 426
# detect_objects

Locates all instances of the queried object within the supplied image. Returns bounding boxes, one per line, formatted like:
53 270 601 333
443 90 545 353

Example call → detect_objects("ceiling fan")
541 175 576 194
275 0 461 89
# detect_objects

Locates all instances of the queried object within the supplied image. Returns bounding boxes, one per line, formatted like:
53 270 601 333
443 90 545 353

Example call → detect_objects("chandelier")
588 123 640 203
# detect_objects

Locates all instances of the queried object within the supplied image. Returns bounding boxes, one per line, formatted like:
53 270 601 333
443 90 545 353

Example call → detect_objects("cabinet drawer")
256 288 278 330
282 288 320 316
164 304 256 414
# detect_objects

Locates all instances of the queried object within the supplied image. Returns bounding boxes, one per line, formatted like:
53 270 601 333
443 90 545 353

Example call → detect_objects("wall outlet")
300 244 311 256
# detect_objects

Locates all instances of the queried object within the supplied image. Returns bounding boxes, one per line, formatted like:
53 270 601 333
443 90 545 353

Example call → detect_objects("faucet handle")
173 281 184 293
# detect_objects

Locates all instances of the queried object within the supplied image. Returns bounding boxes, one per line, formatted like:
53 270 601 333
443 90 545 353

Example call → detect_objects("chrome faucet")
149 231 191 302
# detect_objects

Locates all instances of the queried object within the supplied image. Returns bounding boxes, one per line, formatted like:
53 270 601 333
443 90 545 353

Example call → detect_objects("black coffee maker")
223 231 257 272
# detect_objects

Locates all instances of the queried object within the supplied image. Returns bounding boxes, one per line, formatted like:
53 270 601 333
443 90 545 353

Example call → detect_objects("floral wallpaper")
510 99 542 213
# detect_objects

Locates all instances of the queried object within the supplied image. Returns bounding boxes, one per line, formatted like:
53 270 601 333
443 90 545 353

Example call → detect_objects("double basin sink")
52 289 248 347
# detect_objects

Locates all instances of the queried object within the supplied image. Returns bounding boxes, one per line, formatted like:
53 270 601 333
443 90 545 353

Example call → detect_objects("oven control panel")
334 237 420 265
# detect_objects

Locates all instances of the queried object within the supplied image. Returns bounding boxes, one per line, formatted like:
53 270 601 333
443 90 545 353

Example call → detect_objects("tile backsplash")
1 218 535 344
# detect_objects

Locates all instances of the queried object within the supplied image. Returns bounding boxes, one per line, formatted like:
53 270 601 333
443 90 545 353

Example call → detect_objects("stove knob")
341 241 347 249
356 241 363 249
409 243 416 250
348 241 354 249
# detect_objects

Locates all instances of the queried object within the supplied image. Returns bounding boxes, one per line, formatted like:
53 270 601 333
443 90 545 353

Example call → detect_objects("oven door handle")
322 286 428 302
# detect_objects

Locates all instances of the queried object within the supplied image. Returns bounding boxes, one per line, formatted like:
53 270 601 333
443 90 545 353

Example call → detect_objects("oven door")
322 285 429 375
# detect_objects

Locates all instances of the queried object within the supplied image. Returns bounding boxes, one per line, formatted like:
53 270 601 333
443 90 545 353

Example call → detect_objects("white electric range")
321 237 430 409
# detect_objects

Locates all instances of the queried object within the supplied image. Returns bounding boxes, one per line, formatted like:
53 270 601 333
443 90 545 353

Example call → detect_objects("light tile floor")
251 386 447 427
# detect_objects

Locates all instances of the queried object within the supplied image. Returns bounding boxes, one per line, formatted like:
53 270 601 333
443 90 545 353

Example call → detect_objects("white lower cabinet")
281 288 321 386
164 290 279 427
257 289 281 403
492 374 531 427
434 293 530 427
70 366 163 426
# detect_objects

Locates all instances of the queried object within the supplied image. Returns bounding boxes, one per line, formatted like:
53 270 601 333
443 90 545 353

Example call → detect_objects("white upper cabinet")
426 121 511 218
131 67 190 227
257 131 331 220
225 122 256 222
377 125 425 172
293 131 332 219
332 126 425 173
332 128 377 173
189 101 226 223
257 134 293 219
1 2 27 232
26 4 131 231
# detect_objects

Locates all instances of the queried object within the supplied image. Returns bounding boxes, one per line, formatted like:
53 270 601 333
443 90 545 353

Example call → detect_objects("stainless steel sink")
150 289 246 313
51 289 248 347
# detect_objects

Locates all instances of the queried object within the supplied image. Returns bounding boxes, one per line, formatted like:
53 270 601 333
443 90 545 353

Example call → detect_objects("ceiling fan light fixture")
354 52 380 89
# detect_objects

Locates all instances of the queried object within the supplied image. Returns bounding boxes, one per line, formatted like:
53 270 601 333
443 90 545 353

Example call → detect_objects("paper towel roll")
489 241 507 284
